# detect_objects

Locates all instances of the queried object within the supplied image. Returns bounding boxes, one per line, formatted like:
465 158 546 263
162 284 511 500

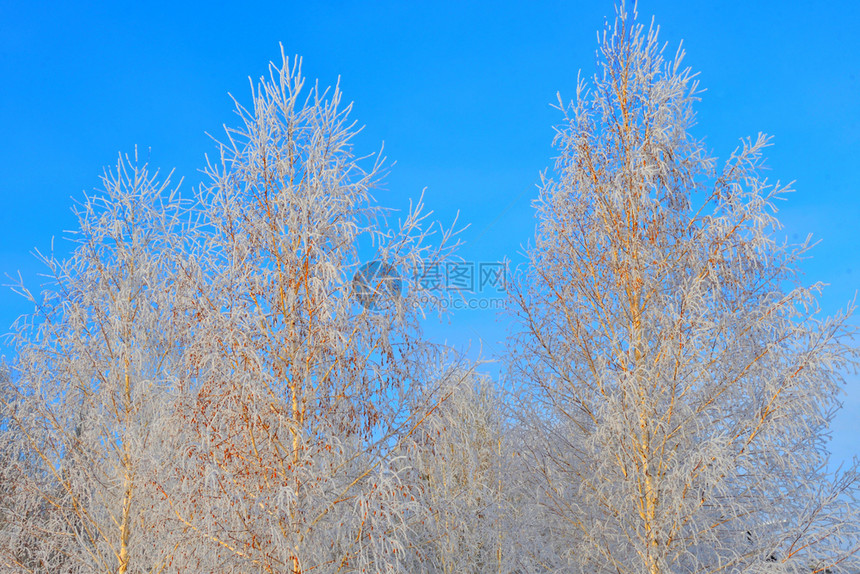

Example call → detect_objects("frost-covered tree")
398 365 511 573
507 4 860 574
157 50 460 573
0 154 199 573
0 48 464 573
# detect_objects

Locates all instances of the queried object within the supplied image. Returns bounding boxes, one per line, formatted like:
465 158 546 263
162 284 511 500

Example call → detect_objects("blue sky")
1 1 858 466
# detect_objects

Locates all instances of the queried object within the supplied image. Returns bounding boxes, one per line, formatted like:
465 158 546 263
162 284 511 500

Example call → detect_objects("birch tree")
158 50 460 573
0 154 199 573
508 4 860 573
0 49 463 573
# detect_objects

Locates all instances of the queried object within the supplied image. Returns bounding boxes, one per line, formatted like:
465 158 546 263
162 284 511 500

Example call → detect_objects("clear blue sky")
1 1 858 466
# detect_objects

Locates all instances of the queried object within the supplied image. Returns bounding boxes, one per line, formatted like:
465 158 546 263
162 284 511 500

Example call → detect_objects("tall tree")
158 50 460 573
508 4 860 574
0 154 198 573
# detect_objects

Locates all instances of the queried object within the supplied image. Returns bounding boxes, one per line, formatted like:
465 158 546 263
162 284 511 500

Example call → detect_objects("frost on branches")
0 52 461 573
0 156 199 572
507 4 860 574
160 51 459 573
396 364 511 573
1 6 859 574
